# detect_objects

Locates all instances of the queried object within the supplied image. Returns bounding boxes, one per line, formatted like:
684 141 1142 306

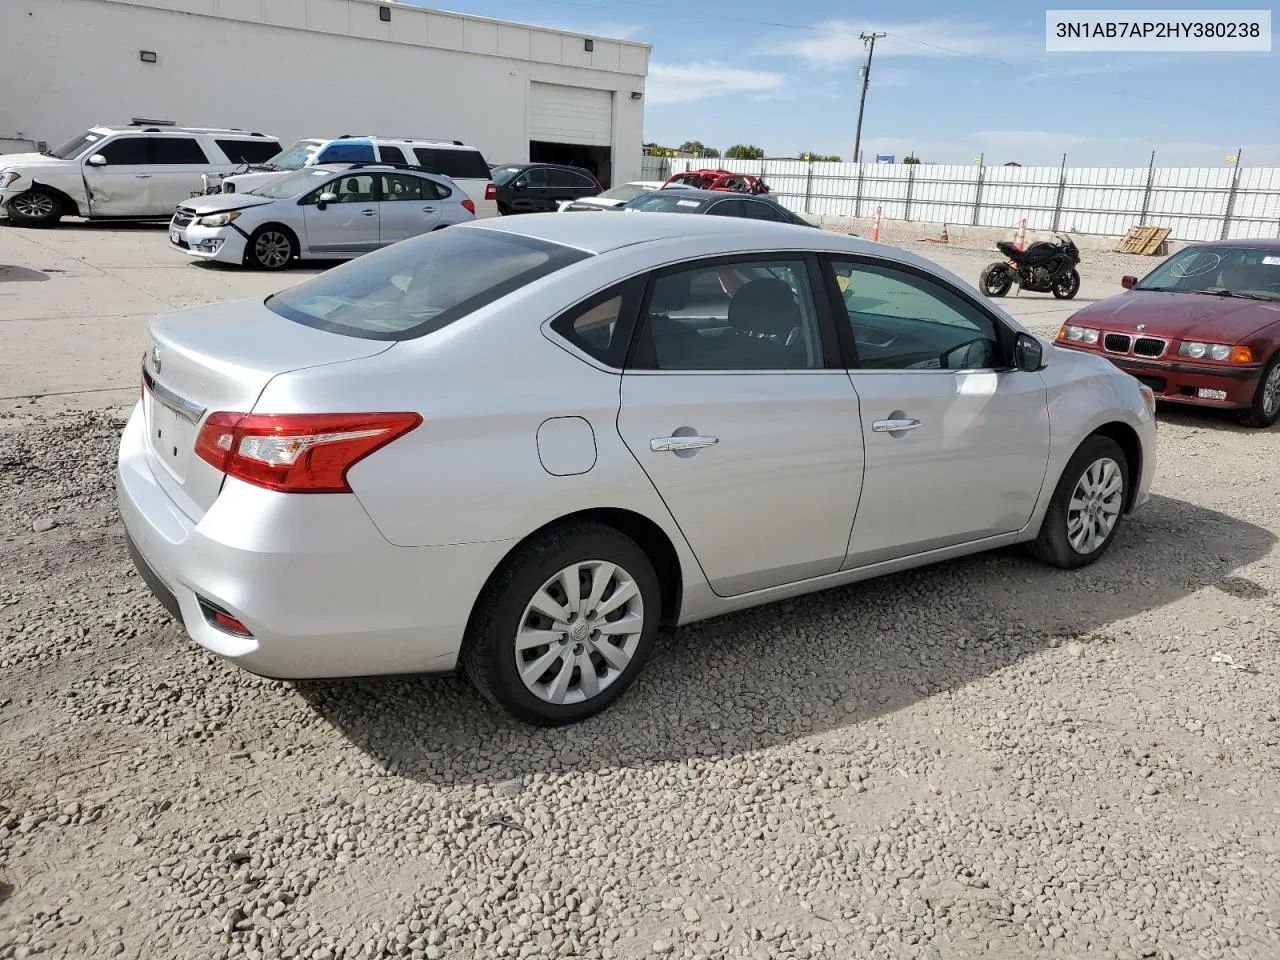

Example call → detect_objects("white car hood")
179 193 277 214
0 152 65 171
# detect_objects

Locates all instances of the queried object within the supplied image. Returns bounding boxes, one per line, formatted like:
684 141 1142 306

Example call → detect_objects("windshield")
248 167 335 199
266 228 592 340
490 165 525 186
262 139 321 171
47 132 103 159
599 183 653 202
1135 246 1280 301
624 193 709 213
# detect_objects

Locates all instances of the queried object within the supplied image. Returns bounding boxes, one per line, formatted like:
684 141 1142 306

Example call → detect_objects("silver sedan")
119 213 1157 724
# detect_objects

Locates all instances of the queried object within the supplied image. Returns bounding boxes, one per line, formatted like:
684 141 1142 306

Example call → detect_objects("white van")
216 136 498 219
0 122 280 227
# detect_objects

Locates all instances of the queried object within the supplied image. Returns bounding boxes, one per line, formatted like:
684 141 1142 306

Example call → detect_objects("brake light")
462 198 475 214
484 182 497 201
194 411 422 493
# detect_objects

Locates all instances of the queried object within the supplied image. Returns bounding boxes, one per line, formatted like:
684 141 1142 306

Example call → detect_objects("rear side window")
216 139 281 164
549 277 644 367
317 141 376 163
147 137 208 164
267 229 591 341
377 145 408 165
413 147 491 180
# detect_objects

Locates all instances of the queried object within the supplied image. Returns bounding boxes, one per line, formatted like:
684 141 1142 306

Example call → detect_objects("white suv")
215 136 499 219
0 122 281 227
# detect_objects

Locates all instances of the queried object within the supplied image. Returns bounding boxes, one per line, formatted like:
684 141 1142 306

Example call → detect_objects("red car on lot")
663 168 770 195
1056 240 1280 427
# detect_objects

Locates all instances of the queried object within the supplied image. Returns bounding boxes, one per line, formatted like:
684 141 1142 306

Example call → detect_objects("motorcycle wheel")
979 263 1013 297
1052 269 1081 300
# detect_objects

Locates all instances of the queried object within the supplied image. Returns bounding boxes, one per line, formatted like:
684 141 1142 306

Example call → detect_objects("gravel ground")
3 250 1280 960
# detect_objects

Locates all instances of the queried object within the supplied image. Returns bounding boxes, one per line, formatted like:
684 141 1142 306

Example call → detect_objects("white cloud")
646 62 786 105
769 19 1029 67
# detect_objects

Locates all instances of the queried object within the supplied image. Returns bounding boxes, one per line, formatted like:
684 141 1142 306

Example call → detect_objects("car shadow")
1155 404 1271 433
293 493 1275 787
0 265 48 282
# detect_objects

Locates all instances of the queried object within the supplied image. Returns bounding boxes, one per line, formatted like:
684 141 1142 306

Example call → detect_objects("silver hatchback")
120 214 1156 725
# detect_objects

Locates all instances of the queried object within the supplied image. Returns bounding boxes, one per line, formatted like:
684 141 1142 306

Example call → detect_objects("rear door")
377 173 442 244
143 136 212 211
616 254 864 596
82 135 152 216
301 173 380 255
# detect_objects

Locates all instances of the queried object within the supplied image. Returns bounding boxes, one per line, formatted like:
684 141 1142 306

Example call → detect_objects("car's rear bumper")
116 402 510 679
1061 347 1262 409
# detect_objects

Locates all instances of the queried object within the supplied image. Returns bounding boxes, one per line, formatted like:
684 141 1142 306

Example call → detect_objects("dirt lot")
1 221 1278 960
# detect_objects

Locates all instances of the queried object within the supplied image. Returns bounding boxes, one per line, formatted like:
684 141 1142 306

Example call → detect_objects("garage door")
529 83 613 146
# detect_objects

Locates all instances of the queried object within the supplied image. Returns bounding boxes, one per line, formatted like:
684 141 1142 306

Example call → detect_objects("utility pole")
852 31 886 167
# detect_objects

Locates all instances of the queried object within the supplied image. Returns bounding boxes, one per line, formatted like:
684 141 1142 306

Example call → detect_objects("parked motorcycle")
979 233 1081 299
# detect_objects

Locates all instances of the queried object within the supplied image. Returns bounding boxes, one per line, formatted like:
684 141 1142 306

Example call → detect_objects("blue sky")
427 1 1279 166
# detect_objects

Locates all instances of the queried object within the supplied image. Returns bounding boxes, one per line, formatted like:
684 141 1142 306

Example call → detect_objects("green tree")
725 144 765 160
903 154 921 164
800 151 842 162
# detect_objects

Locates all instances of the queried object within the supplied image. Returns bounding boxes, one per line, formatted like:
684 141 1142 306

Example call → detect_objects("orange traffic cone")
1015 218 1027 251
871 206 882 242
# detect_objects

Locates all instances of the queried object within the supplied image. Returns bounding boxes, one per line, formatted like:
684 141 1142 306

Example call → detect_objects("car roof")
95 124 276 138
310 163 446 176
465 210 849 255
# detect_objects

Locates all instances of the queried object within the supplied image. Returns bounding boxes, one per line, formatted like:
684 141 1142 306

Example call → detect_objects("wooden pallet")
1114 225 1170 255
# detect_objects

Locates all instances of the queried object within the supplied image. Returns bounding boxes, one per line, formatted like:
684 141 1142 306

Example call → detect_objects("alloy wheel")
1263 363 1280 417
13 192 54 219
1066 457 1123 554
254 231 292 268
515 560 645 705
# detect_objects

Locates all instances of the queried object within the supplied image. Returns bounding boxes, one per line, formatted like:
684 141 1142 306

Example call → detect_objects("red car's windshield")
1136 246 1280 301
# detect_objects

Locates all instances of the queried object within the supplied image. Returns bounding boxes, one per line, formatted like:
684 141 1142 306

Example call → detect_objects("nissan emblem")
152 346 162 373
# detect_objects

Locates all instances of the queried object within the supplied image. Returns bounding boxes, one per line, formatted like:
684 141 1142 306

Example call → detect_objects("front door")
508 167 558 213
617 255 864 597
376 173 442 245
301 174 380 255
82 136 153 216
828 256 1051 567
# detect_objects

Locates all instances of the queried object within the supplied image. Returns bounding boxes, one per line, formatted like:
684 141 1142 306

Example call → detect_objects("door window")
146 137 209 164
96 137 148 165
379 173 437 201
831 259 1001 370
519 168 549 188
319 174 377 203
550 278 644 368
740 200 785 221
412 148 491 180
634 260 823 371
706 199 747 218
377 145 408 165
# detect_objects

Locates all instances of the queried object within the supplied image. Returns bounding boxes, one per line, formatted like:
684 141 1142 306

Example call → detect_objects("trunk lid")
142 297 392 518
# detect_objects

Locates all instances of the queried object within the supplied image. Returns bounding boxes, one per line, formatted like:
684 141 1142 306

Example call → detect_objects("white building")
1 0 650 185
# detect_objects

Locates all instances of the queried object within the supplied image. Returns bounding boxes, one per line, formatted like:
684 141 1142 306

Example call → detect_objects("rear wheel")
461 522 661 725
979 262 1013 297
1236 353 1280 428
1052 268 1081 299
1028 435 1129 569
245 225 296 270
7 189 63 227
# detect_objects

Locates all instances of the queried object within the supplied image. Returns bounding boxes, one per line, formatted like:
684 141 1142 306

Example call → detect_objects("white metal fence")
639 155 1280 243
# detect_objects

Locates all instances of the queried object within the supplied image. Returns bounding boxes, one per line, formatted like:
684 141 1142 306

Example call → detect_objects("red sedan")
662 168 770 195
1055 240 1280 427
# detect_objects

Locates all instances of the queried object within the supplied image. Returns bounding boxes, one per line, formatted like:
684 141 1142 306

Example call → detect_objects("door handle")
361 209 376 216
651 435 719 452
135 174 152 179
872 418 922 433
422 206 436 213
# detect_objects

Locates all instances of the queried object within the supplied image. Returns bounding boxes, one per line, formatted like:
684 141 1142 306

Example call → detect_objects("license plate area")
169 227 180 245
146 391 195 481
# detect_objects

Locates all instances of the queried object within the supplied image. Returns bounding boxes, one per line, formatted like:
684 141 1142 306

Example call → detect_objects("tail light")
484 182 497 201
461 198 475 214
194 411 422 493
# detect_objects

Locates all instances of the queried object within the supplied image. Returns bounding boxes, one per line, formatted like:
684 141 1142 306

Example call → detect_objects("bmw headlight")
1178 341 1234 361
1059 324 1099 344
196 210 242 227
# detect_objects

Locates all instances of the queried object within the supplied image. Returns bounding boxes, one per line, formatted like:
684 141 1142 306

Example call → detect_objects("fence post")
854 161 864 220
903 163 916 222
1138 150 1156 226
1051 153 1067 232
971 153 985 226
1220 147 1243 240
804 158 814 215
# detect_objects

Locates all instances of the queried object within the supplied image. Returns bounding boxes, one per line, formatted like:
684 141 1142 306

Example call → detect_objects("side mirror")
1121 275 1138 289
316 192 337 210
1014 332 1046 372
86 154 107 167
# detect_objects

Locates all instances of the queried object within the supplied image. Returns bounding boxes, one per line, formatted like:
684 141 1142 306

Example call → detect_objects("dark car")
619 187 815 226
489 163 602 214
1055 240 1280 427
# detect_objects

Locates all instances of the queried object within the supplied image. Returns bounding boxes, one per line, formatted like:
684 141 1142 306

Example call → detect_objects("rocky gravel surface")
3 397 1280 960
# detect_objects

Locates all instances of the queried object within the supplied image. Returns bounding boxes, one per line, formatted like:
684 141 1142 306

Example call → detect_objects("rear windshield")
266 228 591 340
490 165 524 186
625 193 710 213
412 147 491 181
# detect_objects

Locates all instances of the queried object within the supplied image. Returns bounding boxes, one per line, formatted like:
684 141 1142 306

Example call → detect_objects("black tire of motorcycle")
1052 269 1081 300
979 263 1013 297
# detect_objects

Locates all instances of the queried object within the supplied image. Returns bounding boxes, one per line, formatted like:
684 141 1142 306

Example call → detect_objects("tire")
7 189 63 228
1027 435 1130 570
245 225 297 270
979 263 1013 297
1052 268 1081 300
1236 353 1280 428
461 521 662 726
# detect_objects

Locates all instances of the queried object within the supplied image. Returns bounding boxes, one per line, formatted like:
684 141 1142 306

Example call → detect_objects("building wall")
1 0 649 181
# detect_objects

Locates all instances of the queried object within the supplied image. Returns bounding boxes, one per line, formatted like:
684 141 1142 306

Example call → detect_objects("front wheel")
1028 435 1129 569
979 262 1013 297
461 522 661 725
1236 353 1280 428
245 225 297 270
1052 268 1081 299
7 189 63 227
